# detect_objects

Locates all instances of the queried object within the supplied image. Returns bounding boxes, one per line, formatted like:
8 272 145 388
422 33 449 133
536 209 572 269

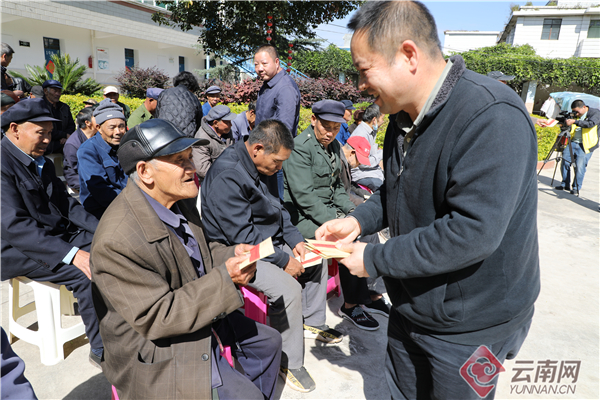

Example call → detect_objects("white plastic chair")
8 277 86 365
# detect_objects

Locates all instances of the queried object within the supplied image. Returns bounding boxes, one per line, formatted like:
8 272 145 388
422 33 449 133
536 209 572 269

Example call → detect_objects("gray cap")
487 71 515 82
312 100 346 124
205 85 221 95
93 98 125 125
118 119 209 174
206 104 236 122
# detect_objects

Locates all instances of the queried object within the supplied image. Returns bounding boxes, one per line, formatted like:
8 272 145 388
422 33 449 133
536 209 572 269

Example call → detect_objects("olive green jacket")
283 125 355 239
127 103 152 129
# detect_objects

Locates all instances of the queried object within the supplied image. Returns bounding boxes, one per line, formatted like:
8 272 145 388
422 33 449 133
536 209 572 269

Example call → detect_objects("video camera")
555 110 577 127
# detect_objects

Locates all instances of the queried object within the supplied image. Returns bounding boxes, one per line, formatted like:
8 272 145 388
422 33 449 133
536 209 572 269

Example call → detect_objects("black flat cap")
1 98 60 128
118 119 209 174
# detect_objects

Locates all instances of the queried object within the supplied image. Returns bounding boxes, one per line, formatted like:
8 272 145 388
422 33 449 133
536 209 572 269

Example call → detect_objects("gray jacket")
193 117 233 184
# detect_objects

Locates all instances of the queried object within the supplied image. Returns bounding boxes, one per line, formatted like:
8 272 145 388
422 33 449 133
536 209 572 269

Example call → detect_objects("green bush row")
61 94 145 122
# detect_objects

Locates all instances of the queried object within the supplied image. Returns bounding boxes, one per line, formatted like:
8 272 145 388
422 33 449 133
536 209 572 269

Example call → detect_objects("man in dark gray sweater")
316 2 540 399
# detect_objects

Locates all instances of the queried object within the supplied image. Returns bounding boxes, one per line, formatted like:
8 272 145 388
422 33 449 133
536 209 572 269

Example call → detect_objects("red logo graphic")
460 346 505 398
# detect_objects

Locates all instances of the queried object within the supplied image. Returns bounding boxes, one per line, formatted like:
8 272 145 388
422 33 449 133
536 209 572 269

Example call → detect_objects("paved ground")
1 153 598 400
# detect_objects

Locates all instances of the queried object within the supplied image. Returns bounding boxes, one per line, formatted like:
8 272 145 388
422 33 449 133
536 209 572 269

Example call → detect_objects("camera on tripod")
555 110 577 127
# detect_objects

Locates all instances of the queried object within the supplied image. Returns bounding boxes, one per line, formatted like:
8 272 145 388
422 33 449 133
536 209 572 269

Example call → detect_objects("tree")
292 44 355 79
11 54 101 95
152 1 362 61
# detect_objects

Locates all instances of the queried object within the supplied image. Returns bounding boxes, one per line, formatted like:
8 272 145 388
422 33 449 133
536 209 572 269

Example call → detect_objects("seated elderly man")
202 119 341 393
193 104 235 184
340 135 373 206
63 107 97 192
1 98 103 368
202 85 221 116
91 119 282 400
127 88 163 129
78 99 128 219
349 103 385 191
283 100 389 331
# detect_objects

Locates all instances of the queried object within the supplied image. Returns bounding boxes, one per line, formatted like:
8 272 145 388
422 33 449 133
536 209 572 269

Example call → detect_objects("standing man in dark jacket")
78 99 128 219
1 98 103 367
254 44 301 199
317 2 540 399
63 107 97 192
156 85 203 138
42 79 76 154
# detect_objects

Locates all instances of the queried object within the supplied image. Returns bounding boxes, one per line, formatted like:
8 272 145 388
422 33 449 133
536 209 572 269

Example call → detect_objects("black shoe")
362 298 391 317
338 305 379 330
89 349 102 369
554 185 566 191
279 366 316 392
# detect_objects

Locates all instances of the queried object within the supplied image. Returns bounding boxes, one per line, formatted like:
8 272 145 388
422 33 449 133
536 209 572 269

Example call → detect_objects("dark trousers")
24 232 102 351
386 308 531 400
339 233 381 304
214 311 282 400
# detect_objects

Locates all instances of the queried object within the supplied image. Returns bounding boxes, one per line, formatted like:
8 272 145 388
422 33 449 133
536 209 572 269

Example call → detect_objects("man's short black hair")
254 44 279 61
248 102 256 112
363 104 381 122
76 107 94 129
1 42 14 57
173 71 199 93
571 100 586 109
347 1 443 63
248 119 294 155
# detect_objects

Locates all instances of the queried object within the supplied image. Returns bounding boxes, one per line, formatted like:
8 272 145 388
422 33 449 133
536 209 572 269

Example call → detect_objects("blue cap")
146 88 164 99
312 100 346 123
340 100 356 110
42 80 63 89
1 98 60 128
205 85 221 95
206 104 236 122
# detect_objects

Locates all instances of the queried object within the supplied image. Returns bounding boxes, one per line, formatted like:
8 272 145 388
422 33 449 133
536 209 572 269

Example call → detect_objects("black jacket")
43 97 76 154
155 85 203 138
1 137 98 280
352 56 540 344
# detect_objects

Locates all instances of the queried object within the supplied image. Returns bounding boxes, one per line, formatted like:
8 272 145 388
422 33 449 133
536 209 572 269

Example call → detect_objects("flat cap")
83 99 98 106
1 98 60 128
312 100 346 124
205 85 221 95
42 80 63 89
118 119 208 174
30 86 44 97
340 100 356 110
146 88 164 99
487 71 515 82
206 104 236 122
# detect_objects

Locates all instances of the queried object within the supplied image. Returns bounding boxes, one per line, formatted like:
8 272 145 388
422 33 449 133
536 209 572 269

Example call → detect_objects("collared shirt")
142 192 205 277
255 69 301 136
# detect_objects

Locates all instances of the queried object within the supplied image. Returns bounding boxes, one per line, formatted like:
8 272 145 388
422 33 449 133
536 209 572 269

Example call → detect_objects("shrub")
533 114 561 161
10 54 101 95
116 67 170 99
60 94 144 121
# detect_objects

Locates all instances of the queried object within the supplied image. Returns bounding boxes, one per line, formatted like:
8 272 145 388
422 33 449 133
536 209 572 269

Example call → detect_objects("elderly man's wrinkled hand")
72 250 91 279
234 243 255 257
226 253 256 286
284 256 305 278
315 217 361 243
336 242 370 278
293 242 307 261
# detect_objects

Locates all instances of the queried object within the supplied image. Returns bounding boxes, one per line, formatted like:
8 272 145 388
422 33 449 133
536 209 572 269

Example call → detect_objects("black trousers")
338 233 380 305
24 231 102 351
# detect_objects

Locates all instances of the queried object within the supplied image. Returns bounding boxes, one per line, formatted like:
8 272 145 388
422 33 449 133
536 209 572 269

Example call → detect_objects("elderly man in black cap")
91 119 282 400
127 88 163 129
283 100 388 331
1 98 103 368
42 79 76 154
77 99 128 219
202 85 221 116
193 104 235 184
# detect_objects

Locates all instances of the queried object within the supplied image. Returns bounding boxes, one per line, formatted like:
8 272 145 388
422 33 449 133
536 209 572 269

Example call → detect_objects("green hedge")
61 94 145 121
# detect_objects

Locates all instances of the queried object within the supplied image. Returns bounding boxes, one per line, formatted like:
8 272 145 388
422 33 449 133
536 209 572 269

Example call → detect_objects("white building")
442 31 501 56
498 0 600 58
0 0 217 86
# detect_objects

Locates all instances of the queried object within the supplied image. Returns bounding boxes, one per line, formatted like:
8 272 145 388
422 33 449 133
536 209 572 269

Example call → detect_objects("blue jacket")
62 128 89 190
201 140 304 268
1 137 98 280
77 133 128 219
230 111 251 142
336 123 351 146
255 69 301 136
202 101 212 117
351 56 540 344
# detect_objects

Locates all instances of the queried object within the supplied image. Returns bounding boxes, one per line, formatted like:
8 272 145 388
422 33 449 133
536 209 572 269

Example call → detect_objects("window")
125 48 135 70
179 56 185 73
43 37 61 78
541 18 562 40
588 20 600 39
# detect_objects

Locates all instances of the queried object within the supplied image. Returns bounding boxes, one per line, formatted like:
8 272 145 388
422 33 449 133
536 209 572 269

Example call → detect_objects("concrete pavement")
1 153 598 399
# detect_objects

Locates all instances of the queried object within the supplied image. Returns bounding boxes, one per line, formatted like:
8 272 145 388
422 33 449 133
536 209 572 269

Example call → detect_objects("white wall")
443 32 500 55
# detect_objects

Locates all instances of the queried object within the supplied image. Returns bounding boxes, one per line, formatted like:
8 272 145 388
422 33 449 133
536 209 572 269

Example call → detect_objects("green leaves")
292 45 355 79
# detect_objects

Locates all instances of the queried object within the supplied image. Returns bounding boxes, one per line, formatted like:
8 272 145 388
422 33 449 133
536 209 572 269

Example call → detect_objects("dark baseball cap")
118 119 209 174
487 71 515 82
206 104 236 122
1 98 60 128
340 100 356 110
312 100 346 124
42 80 63 89
346 136 371 166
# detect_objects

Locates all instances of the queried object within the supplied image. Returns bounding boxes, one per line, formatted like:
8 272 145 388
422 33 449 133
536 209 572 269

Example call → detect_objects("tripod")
537 126 580 196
